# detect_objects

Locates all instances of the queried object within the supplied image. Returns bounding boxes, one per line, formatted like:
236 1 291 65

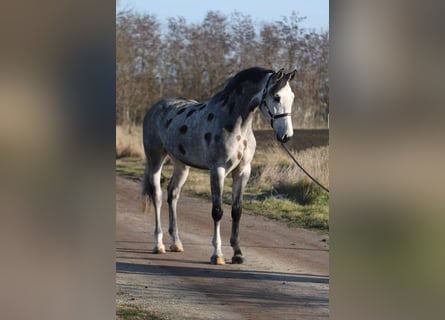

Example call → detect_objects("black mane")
210 67 274 104
223 67 273 93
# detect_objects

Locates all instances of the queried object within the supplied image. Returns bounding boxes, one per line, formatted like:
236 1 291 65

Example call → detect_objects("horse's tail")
141 162 154 214
141 99 167 214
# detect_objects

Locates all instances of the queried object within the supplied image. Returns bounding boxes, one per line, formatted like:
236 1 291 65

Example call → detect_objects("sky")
117 0 329 32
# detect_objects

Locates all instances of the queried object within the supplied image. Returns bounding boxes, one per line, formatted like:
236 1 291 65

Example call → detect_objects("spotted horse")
142 67 297 264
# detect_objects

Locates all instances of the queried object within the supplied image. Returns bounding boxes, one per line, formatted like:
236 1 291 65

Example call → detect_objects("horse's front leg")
210 166 226 265
231 164 251 264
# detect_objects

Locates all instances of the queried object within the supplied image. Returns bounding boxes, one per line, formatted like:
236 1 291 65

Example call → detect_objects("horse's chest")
225 134 255 171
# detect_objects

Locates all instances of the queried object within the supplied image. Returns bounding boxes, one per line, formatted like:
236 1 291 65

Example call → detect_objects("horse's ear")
288 69 297 81
275 68 285 81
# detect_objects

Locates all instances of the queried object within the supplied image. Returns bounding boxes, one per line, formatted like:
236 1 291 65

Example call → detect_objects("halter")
259 72 291 128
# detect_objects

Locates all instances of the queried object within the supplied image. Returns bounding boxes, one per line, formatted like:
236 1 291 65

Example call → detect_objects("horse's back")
143 98 199 155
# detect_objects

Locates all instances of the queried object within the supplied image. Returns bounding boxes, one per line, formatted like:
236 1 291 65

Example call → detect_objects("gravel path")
116 175 329 319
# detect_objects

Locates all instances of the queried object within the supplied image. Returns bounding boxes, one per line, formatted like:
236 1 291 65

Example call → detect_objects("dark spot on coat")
207 113 214 121
165 119 172 128
199 104 206 111
179 125 188 134
204 132 212 145
187 109 196 117
226 158 233 168
237 152 242 160
243 139 247 149
177 108 186 115
178 144 186 155
236 135 241 141
224 123 235 132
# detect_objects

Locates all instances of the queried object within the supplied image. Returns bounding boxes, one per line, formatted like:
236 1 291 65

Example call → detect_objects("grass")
116 157 145 178
116 125 144 159
116 125 329 231
116 303 166 320
244 196 329 229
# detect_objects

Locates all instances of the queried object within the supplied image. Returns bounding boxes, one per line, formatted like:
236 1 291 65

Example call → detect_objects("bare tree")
116 10 329 129
116 11 162 128
229 12 258 70
259 23 281 70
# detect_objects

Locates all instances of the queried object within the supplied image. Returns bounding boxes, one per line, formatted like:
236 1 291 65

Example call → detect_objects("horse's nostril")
278 134 290 143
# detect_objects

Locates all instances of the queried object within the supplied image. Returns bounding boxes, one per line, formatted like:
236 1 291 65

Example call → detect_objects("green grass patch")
116 156 328 232
116 303 166 320
244 196 329 230
116 158 145 179
275 180 328 205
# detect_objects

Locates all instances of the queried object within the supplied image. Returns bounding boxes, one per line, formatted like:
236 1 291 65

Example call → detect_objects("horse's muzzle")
277 133 291 143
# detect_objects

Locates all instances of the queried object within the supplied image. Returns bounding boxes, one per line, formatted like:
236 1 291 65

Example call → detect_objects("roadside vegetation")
116 126 329 231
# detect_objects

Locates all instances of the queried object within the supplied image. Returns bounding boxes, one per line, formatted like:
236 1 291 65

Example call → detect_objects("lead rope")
280 142 330 193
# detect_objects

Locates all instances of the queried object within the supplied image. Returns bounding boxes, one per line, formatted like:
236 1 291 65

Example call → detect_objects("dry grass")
252 145 329 189
116 125 144 159
250 145 329 206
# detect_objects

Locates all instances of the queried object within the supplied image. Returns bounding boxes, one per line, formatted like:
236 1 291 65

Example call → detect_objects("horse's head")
259 68 297 143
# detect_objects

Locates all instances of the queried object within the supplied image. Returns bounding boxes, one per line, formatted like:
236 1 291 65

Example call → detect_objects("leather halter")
259 73 291 128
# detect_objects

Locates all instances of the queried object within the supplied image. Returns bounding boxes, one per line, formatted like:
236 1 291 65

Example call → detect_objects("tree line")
116 10 329 129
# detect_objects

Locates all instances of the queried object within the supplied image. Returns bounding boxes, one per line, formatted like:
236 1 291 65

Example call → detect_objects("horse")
142 67 297 265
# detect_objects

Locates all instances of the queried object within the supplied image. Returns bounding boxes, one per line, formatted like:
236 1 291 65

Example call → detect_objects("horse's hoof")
170 243 184 252
153 245 166 254
231 255 245 264
210 255 225 265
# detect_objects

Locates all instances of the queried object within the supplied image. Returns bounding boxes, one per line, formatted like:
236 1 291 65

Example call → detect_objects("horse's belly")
164 142 210 170
174 153 209 170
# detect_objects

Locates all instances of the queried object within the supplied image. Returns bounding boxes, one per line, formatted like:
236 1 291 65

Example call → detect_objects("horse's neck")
233 87 263 123
211 85 263 124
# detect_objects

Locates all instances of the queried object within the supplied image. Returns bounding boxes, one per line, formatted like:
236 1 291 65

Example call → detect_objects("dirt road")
116 175 329 319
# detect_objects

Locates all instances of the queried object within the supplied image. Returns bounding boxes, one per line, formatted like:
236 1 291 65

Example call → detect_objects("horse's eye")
273 95 280 102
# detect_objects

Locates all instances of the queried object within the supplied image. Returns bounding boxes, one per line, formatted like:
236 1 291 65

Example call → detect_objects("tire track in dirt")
116 175 329 319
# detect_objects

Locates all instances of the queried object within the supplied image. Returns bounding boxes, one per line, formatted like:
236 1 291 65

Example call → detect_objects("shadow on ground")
116 261 328 284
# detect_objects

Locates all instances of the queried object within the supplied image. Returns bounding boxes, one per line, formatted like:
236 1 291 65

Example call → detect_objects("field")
116 126 329 230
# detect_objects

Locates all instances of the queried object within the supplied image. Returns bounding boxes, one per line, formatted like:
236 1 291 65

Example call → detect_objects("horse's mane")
212 67 274 101
224 67 274 92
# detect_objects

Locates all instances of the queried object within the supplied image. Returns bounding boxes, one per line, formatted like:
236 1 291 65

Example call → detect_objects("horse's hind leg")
230 164 251 264
142 149 167 254
167 160 190 252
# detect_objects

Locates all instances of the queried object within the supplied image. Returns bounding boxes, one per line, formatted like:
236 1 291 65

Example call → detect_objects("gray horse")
142 67 296 264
